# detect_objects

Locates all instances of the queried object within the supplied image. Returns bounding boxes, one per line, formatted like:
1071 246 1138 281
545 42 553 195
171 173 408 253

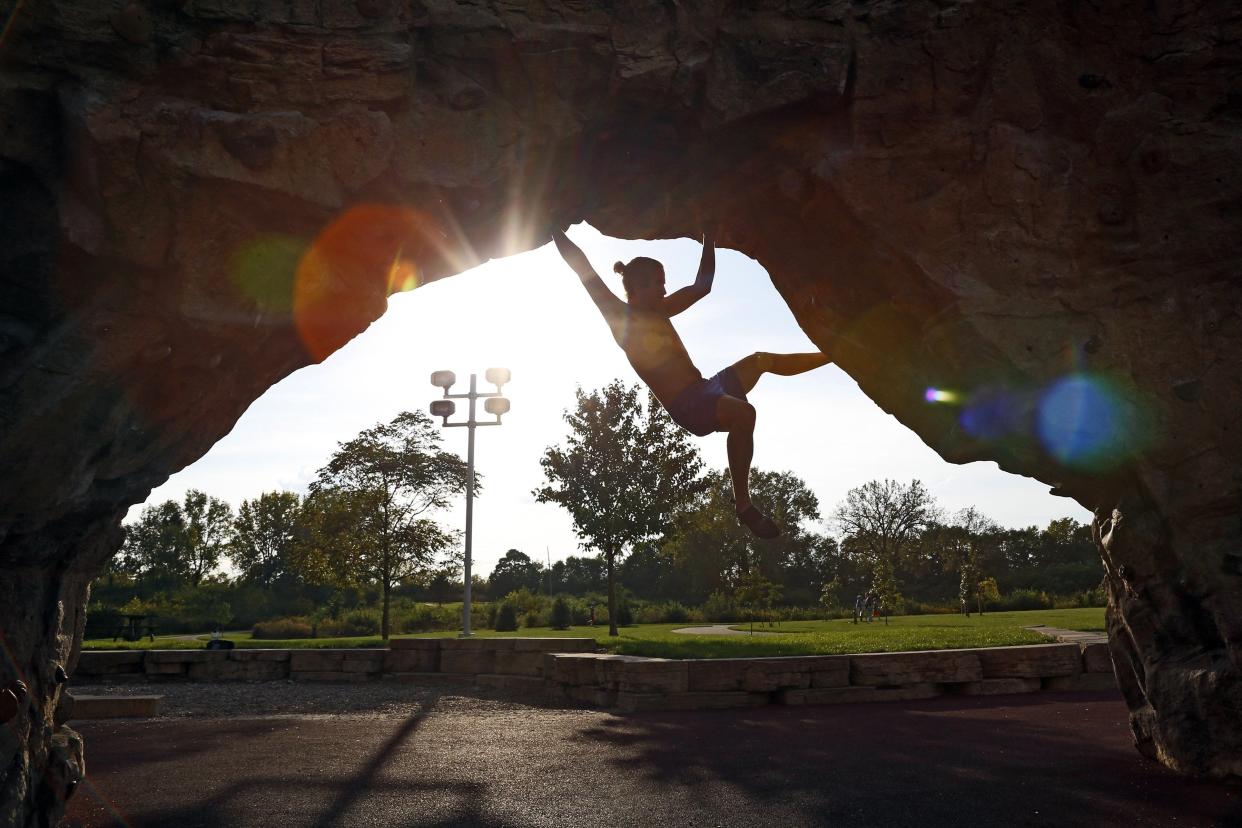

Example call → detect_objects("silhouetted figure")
552 229 830 538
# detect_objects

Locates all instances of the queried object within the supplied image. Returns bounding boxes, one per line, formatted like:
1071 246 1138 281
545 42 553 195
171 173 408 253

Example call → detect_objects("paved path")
671 623 778 636
63 688 1239 828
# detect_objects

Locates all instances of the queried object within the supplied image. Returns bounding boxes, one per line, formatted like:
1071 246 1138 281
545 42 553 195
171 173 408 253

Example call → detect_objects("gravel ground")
68 680 558 720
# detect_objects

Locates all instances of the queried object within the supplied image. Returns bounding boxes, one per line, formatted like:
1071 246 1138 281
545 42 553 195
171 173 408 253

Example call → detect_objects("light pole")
429 368 510 637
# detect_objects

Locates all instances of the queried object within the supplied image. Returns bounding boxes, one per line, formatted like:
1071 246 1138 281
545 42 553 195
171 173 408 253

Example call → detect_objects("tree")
953 507 998 614
534 382 707 636
119 500 190 586
665 469 827 605
834 479 939 610
426 547 464 605
309 410 470 639
230 491 302 587
181 490 233 586
488 549 543 599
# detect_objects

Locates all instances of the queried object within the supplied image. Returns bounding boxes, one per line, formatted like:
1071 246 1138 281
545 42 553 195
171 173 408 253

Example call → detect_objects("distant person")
864 592 875 623
853 594 863 624
552 228 830 539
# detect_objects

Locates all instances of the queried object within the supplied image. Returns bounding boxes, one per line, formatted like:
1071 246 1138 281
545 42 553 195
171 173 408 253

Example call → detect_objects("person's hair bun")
613 261 626 275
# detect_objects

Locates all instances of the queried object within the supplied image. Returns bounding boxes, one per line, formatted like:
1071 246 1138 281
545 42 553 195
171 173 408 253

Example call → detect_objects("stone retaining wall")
541 643 1118 712
75 638 598 683
76 640 1117 711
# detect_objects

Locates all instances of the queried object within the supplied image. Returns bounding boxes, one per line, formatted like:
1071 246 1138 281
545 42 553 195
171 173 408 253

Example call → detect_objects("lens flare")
292 204 442 361
959 387 1025 441
1036 373 1145 469
924 388 958 404
231 235 305 314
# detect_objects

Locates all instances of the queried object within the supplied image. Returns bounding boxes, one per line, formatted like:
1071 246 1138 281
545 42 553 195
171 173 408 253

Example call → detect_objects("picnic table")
113 614 157 642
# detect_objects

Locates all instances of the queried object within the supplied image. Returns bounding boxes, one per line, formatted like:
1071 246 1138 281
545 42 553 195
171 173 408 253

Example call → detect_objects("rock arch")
2 1 1240 823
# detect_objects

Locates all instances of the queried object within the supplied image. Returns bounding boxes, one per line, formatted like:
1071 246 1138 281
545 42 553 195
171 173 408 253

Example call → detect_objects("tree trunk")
381 580 390 641
607 550 617 637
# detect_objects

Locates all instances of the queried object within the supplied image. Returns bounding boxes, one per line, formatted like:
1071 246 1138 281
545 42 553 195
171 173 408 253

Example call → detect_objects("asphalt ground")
63 690 1241 828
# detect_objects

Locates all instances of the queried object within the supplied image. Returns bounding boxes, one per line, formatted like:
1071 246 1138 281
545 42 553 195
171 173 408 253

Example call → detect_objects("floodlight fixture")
485 367 511 388
426 368 512 640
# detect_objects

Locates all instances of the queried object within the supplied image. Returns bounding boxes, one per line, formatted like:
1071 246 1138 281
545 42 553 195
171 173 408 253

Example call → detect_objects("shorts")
665 366 746 437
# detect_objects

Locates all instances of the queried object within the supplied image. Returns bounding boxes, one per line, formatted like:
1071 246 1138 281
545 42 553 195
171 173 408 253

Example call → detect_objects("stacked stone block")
73 639 1118 712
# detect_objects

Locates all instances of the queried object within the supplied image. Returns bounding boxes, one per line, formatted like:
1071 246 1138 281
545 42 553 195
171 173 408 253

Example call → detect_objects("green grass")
81 608 1104 657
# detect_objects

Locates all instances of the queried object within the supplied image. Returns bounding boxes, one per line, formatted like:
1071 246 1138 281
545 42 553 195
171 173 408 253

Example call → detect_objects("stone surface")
474 674 548 694
686 656 835 692
849 651 982 686
779 684 942 707
2 4 1241 819
955 678 1043 696
288 651 347 672
186 660 286 682
1081 643 1115 674
491 651 548 677
439 651 495 675
977 644 1081 679
74 651 144 676
383 649 438 674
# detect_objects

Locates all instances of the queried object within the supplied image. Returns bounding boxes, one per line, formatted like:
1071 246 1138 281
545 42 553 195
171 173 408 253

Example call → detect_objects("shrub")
550 597 572 630
1000 588 1052 611
522 608 545 628
252 617 313 639
616 602 633 627
319 608 380 637
494 602 518 632
399 604 459 633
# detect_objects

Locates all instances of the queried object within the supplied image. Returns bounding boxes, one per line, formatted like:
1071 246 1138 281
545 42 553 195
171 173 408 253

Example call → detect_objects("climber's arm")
663 232 715 317
552 229 626 322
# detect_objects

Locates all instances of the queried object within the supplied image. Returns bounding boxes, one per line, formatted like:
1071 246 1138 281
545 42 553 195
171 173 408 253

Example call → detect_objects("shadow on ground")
65 691 1240 828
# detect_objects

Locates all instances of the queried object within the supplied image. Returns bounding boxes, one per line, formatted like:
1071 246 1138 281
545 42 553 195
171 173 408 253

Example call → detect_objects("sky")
133 224 1091 576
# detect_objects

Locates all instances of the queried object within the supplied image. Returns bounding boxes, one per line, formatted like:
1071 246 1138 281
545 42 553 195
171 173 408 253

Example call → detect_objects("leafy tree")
181 490 233 586
736 568 782 630
834 479 939 609
548 556 606 596
230 491 303 587
976 576 1001 613
426 547 464 605
664 469 827 605
534 382 707 636
309 410 470 639
119 500 190 586
487 549 543 599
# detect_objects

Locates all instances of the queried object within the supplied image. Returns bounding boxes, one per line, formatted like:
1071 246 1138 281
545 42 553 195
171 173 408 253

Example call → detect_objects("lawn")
80 608 1104 658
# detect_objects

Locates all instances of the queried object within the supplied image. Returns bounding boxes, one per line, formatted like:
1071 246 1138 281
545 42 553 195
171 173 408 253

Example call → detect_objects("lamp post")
430 368 511 637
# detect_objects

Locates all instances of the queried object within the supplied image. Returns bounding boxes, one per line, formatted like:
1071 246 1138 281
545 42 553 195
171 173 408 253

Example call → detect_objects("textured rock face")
1 0 1240 822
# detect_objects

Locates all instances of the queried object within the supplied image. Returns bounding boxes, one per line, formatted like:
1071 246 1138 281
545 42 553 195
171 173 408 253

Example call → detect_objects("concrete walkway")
63 688 1238 828
671 624 778 636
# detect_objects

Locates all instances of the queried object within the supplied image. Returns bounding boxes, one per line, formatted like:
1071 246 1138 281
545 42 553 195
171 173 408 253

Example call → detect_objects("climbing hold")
54 664 67 685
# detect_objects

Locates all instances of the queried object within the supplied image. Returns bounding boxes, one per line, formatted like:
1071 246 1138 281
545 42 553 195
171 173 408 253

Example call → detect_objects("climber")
551 227 831 539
